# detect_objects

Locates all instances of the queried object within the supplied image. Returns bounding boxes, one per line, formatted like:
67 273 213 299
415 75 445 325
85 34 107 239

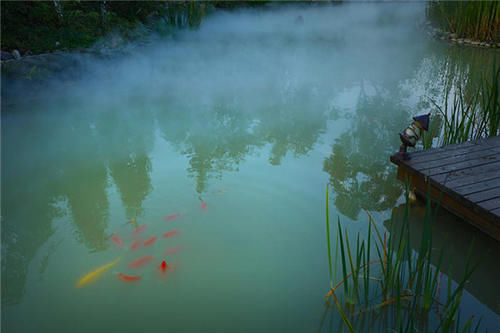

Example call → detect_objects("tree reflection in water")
323 82 409 220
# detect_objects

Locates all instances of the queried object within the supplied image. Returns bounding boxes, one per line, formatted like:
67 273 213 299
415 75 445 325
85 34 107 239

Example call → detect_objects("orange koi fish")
201 202 207 211
162 230 179 238
117 273 141 282
164 213 180 221
130 240 139 251
134 224 147 234
164 246 182 256
143 236 157 246
129 256 155 268
112 235 123 247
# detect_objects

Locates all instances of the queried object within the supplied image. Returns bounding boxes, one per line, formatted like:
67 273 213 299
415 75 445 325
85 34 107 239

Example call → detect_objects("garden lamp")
394 113 430 160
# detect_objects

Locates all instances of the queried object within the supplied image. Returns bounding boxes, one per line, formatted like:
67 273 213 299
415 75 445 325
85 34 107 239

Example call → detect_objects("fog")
4 2 427 114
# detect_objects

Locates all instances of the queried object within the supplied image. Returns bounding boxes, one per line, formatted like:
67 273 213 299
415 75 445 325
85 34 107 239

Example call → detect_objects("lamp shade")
412 113 430 131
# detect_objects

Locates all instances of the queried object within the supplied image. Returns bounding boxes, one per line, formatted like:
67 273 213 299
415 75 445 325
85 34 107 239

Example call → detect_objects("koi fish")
130 240 139 251
117 273 141 282
127 218 137 225
112 236 123 247
164 213 180 221
134 224 147 234
158 260 177 277
215 190 227 194
162 230 179 238
129 256 154 268
76 258 121 288
159 260 168 276
144 236 157 246
164 246 182 256
201 202 207 210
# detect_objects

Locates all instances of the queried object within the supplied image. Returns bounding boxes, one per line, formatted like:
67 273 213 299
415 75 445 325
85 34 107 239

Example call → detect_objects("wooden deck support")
390 136 500 241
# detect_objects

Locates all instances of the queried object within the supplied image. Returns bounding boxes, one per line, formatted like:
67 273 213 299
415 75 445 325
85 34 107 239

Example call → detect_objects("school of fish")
76 200 208 288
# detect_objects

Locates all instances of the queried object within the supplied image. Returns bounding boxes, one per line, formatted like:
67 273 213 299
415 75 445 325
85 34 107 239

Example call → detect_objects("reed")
426 1 499 43
324 183 481 332
429 61 500 146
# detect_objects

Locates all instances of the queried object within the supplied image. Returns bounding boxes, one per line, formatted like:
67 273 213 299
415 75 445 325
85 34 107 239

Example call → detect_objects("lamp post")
394 113 430 160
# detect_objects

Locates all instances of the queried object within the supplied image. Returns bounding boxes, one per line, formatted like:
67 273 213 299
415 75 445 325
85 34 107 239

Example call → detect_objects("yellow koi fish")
76 258 121 288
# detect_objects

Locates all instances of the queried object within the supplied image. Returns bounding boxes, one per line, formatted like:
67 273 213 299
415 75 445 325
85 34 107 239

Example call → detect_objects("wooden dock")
390 135 500 241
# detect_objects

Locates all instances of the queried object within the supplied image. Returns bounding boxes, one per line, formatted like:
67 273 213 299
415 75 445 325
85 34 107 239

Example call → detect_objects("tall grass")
324 183 481 332
426 1 499 43
429 61 499 146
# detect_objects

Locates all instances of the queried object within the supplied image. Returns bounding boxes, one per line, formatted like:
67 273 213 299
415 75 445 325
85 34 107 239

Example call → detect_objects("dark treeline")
1 1 269 55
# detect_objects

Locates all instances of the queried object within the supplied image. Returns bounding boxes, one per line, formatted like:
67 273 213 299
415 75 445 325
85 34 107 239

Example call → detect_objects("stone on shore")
1 51 13 60
12 50 21 59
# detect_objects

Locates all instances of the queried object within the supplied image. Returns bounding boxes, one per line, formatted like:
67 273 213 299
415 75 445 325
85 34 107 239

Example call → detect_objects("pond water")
2 3 499 332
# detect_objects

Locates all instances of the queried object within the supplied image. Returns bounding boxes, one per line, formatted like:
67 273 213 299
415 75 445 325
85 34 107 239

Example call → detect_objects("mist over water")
2 3 499 332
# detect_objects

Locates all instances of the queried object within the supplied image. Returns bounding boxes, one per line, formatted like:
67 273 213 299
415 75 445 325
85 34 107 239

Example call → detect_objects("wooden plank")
474 135 500 147
424 154 500 177
466 187 500 204
478 197 500 211
397 167 500 240
454 177 500 196
410 148 498 170
431 161 500 188
407 140 477 158
392 136 500 241
407 143 491 164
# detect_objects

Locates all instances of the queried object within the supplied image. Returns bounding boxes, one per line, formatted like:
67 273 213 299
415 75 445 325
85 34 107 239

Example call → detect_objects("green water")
2 3 499 332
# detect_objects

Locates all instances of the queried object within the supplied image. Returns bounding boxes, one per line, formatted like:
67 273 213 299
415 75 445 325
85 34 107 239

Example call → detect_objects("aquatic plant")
324 183 481 332
428 60 499 146
426 1 499 43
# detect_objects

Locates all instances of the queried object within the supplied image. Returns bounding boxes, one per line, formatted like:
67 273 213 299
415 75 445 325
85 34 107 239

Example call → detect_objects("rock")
12 49 21 59
485 44 491 48
451 38 457 43
449 33 457 39
457 39 464 44
24 50 32 56
55 41 60 47
464 39 472 44
1 50 13 60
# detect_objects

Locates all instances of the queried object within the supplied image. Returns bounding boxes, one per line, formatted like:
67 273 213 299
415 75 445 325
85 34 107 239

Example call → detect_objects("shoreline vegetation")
426 0 499 46
1 1 270 60
3 1 498 61
423 63 500 149
324 184 482 333
2 1 498 82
